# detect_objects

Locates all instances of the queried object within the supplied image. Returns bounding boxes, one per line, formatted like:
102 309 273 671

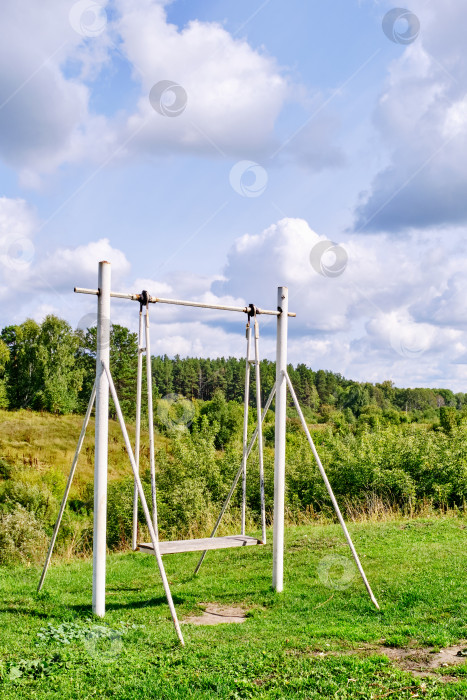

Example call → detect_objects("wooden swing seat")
137 534 263 556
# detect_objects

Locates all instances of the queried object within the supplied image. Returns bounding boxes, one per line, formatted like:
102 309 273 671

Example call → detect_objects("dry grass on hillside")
0 409 168 497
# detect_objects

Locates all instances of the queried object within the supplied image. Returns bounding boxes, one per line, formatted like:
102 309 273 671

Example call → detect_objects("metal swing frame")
38 260 379 647
132 296 267 561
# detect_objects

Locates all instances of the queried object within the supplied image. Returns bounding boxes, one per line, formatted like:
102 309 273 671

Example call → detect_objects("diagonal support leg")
38 380 97 592
194 381 277 575
102 362 185 645
284 371 380 610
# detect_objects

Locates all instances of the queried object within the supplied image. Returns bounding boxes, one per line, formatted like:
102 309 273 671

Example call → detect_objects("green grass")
1 516 466 698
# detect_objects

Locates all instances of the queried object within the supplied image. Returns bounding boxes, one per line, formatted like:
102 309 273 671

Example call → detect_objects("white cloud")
149 321 265 359
354 1 467 231
0 0 345 183
212 217 467 390
216 217 319 301
113 0 287 158
0 1 114 185
0 0 288 181
0 196 37 290
0 200 131 324
35 237 131 290
132 277 172 297
412 272 467 328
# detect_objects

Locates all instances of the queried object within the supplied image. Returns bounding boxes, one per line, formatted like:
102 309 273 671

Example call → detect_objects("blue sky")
1 0 467 390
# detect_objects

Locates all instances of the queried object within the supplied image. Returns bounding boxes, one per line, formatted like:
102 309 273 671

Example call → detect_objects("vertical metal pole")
132 307 144 550
241 323 252 536
273 287 288 592
93 261 111 617
253 316 266 544
145 303 158 534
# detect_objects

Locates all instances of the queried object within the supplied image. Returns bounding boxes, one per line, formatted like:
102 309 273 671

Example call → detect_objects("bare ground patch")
376 644 467 678
294 642 467 680
182 603 248 625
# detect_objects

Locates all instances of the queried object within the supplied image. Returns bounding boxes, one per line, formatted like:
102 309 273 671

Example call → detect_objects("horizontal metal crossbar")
137 535 263 555
74 287 296 317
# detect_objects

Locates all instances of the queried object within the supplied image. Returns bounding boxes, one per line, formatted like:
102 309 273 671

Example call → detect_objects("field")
1 516 466 698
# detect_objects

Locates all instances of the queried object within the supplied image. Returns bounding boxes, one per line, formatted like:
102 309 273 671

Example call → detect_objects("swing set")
38 261 379 646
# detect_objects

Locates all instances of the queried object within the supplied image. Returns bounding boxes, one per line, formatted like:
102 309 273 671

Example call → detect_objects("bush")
372 467 416 505
158 476 214 539
0 505 48 564
0 457 13 479
106 478 138 550
440 406 457 434
198 389 243 448
382 409 401 425
283 423 467 516
286 417 302 434
0 480 56 521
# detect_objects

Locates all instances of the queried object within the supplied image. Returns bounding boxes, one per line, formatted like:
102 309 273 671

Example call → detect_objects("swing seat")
137 534 263 556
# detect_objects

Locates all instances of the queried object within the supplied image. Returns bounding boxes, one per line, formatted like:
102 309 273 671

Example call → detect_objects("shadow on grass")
69 594 186 613
0 607 51 619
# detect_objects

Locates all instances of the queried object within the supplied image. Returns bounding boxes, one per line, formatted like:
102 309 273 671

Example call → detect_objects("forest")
0 314 465 426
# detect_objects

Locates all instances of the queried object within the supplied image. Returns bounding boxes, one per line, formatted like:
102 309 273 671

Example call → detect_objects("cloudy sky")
1 0 466 390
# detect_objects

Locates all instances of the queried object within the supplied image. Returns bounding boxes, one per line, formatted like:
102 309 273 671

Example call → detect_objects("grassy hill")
0 408 167 495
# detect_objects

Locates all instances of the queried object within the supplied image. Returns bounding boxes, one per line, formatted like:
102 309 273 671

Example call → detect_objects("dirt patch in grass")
301 643 467 680
377 644 467 677
182 604 248 625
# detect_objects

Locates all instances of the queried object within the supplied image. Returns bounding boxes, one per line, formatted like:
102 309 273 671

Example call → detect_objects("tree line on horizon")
0 314 465 424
